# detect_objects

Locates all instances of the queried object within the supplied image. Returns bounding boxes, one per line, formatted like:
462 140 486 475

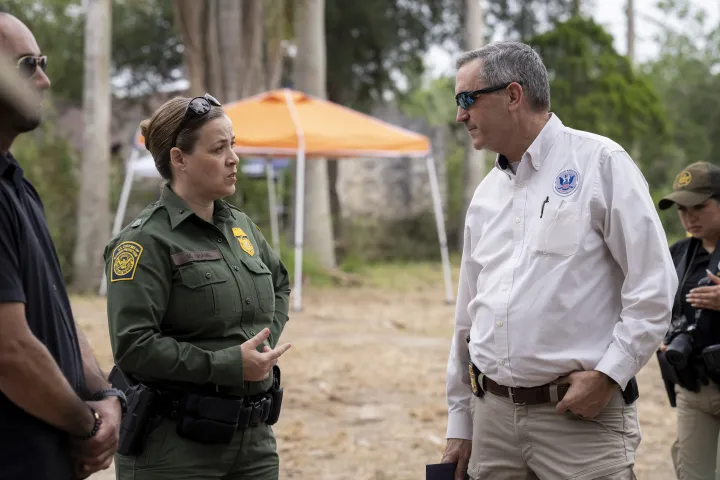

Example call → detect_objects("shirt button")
245 298 251 304
518 183 524 188
500 359 506 366
205 272 212 279
515 217 521 223
496 321 503 327
52 284 58 291
250 330 256 336
233 266 240 271
502 286 508 292
217 238 224 243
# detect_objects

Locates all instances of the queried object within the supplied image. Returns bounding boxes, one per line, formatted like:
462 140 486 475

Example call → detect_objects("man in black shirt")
0 9 123 480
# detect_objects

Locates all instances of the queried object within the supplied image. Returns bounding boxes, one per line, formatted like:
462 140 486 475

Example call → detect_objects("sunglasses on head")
455 82 517 110
16 55 47 79
171 93 222 147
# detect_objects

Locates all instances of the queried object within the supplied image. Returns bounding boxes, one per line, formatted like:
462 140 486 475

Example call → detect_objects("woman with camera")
658 161 720 480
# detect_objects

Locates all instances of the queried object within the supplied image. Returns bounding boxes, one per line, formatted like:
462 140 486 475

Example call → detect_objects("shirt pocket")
175 260 232 317
241 258 275 313
530 199 582 256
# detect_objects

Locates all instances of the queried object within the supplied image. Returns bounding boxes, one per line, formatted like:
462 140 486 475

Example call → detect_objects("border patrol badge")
676 170 692 188
232 227 255 256
553 169 580 196
111 241 143 282
469 364 479 396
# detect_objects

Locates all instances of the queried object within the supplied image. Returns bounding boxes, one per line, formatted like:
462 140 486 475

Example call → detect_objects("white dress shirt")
445 113 678 440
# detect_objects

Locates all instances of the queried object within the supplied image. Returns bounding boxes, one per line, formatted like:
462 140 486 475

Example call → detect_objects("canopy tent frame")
100 89 454 311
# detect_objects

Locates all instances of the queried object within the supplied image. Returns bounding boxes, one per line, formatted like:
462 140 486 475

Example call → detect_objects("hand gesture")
555 370 617 418
72 398 122 478
440 438 472 480
241 328 291 382
686 270 720 311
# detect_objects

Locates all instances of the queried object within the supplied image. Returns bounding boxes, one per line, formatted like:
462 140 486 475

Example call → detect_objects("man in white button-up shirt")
440 41 677 480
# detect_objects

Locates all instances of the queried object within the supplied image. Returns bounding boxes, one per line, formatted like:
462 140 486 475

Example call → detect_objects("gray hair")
456 41 551 112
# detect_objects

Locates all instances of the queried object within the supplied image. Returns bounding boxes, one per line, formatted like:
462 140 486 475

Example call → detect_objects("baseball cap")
658 162 720 210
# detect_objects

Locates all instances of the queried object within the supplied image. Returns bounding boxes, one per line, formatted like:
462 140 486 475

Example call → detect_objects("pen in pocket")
540 196 549 218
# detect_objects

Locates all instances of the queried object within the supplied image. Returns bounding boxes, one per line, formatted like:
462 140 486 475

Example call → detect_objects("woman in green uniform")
104 94 291 480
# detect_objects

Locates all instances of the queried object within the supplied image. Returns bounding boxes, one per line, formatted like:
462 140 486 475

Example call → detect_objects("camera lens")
666 333 694 369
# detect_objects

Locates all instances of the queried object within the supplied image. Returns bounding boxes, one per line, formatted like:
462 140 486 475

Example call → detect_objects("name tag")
171 250 223 266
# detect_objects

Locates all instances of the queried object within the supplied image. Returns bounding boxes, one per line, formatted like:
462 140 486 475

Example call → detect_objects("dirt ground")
79 263 678 480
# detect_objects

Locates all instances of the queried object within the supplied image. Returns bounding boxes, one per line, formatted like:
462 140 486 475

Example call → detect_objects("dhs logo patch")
553 169 580 197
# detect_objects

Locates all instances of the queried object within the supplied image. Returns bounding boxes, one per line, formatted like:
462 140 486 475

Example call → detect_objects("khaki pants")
468 390 640 480
672 383 720 480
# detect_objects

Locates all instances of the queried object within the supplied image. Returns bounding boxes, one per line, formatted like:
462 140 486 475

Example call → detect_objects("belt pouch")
702 345 720 374
266 387 283 425
175 394 241 444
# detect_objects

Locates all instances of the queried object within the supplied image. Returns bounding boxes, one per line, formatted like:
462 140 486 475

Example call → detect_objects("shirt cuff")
209 346 244 387
446 410 473 440
594 342 638 390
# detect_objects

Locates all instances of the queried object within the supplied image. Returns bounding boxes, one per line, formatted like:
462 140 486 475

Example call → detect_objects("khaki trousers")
672 383 720 480
468 390 640 480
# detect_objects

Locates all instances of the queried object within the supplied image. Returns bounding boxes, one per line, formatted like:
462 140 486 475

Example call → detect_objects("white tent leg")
292 150 306 312
265 159 281 254
426 155 454 304
99 151 137 296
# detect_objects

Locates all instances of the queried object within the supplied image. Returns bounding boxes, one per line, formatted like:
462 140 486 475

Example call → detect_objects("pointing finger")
264 343 292 361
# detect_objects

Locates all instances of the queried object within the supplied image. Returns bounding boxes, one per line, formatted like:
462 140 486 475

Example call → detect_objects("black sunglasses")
16 55 47 79
455 82 516 110
171 93 222 147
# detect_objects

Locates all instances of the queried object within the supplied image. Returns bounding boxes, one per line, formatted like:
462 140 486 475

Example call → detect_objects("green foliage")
529 16 670 163
12 105 79 281
6 0 184 102
486 0 583 41
325 0 462 108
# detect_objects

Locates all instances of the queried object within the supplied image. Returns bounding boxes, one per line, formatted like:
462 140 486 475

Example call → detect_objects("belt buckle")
507 387 526 405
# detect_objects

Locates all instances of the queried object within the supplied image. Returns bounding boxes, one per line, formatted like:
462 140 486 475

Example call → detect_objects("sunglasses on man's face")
455 83 514 110
17 55 48 79
172 93 222 147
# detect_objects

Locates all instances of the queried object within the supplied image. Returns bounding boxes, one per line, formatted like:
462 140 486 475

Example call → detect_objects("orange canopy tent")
106 89 453 310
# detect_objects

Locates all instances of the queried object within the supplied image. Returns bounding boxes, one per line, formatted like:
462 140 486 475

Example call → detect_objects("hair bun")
139 118 151 151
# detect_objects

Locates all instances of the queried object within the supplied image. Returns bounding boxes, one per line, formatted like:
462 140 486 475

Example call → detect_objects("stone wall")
336 105 449 222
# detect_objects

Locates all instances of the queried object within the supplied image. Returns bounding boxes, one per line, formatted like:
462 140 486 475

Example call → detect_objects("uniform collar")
160 184 235 229
495 113 563 177
0 152 25 189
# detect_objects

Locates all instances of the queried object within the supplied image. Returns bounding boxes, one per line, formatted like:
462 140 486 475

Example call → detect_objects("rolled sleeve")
105 230 244 387
593 150 677 390
446 226 475 440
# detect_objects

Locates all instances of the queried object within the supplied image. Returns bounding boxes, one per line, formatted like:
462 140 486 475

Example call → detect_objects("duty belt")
156 390 274 428
469 363 570 406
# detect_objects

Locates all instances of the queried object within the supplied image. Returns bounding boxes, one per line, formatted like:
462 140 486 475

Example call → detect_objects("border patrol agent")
657 162 720 480
106 94 291 480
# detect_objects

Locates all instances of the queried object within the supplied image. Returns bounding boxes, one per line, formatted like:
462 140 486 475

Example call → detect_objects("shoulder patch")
111 241 143 282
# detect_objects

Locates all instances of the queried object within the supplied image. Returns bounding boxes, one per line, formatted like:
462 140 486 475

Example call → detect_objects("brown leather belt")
470 363 569 405
482 376 569 405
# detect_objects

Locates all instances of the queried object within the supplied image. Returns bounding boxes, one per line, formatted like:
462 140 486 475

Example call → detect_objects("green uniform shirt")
104 185 290 396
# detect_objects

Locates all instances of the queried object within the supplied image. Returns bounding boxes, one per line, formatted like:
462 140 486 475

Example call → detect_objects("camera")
664 276 713 369
664 315 696 369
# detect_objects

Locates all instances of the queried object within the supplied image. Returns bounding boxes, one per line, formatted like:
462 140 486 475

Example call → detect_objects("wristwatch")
91 387 128 416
